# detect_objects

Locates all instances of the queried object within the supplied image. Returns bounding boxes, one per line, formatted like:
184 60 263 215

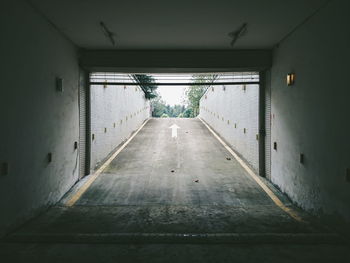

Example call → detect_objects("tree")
133 74 157 99
172 105 184 117
182 107 193 118
151 92 189 118
184 74 218 117
151 91 167 117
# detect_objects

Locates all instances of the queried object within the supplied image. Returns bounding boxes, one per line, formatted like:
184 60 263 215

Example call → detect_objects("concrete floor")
1 118 349 262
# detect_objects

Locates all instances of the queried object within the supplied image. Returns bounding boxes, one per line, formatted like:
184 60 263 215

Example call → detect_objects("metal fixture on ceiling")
99 21 116 46
228 23 248 47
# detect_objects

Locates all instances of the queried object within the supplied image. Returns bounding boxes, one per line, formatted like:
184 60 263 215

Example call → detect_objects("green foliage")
184 74 218 117
182 107 194 118
147 73 218 118
151 93 167 117
145 93 157 99
151 93 188 118
133 74 157 99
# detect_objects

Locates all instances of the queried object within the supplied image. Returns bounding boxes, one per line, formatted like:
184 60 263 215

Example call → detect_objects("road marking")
65 119 150 207
169 124 180 138
198 117 305 223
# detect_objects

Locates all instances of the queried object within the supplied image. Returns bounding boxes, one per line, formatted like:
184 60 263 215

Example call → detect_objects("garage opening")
10 70 324 244
86 71 264 177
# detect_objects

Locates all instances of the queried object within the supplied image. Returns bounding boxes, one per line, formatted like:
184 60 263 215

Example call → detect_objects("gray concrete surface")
1 118 349 262
79 118 266 207
1 243 350 263
270 0 350 219
0 0 80 237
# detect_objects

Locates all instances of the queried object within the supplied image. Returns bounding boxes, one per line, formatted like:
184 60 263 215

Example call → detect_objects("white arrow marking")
169 124 180 138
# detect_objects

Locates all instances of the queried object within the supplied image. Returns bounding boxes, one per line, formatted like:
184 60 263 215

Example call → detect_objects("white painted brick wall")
90 78 150 170
199 84 259 172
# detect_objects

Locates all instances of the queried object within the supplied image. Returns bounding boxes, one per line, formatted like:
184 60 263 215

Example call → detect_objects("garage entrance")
85 72 267 177
6 71 331 245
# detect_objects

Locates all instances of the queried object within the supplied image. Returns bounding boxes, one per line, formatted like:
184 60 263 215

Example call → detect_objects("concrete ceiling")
30 0 328 50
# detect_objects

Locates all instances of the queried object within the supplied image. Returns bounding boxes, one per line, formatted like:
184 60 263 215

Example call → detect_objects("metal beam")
258 71 266 177
80 50 272 73
89 81 260 86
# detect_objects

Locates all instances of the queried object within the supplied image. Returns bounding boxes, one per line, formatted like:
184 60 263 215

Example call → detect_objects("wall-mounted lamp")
346 168 350 182
56 77 64 92
287 73 295 86
345 168 350 182
1 162 9 176
48 153 53 163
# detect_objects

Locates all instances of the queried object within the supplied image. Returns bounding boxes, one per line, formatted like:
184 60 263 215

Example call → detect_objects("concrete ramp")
4 119 343 245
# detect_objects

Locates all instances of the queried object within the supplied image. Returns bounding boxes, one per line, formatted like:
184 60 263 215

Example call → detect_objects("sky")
153 74 192 106
157 86 187 106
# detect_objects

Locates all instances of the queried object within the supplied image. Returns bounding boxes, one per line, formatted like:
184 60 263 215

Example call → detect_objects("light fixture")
47 153 53 163
56 77 64 92
1 162 9 176
287 73 295 86
273 142 277 150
